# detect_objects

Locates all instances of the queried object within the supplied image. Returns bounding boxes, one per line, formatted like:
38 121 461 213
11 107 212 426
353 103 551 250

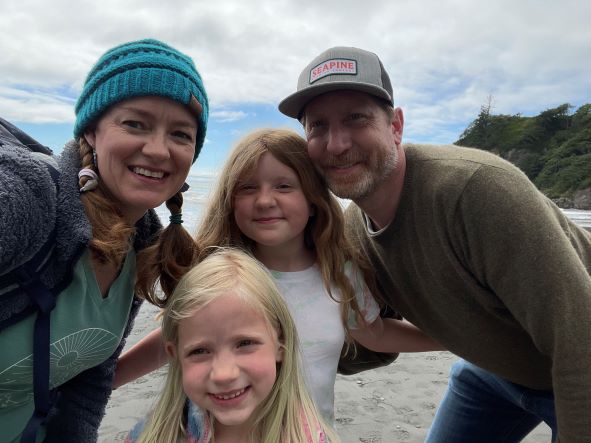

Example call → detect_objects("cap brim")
278 81 393 119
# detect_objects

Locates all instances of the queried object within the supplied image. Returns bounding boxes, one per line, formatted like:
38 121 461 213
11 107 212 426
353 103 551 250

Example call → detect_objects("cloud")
0 0 589 146
211 110 249 122
0 86 74 123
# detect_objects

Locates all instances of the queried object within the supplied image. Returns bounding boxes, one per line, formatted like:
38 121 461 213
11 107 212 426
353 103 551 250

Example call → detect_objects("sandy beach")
98 303 552 442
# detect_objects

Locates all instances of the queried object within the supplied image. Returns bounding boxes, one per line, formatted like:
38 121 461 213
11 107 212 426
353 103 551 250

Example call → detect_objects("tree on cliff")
455 102 591 200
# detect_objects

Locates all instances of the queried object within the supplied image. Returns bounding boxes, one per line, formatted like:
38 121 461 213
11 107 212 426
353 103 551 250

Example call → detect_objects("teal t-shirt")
0 249 136 442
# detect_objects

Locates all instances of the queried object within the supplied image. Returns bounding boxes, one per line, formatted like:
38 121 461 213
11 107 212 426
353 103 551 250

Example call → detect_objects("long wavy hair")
195 128 380 340
136 248 339 443
77 136 197 304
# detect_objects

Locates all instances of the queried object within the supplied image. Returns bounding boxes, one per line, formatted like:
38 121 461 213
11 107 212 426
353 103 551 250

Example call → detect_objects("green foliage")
455 103 591 197
534 128 591 196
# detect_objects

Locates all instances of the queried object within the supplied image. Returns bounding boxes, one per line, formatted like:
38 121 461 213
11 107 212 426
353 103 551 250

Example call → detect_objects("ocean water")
156 171 591 232
154 170 218 233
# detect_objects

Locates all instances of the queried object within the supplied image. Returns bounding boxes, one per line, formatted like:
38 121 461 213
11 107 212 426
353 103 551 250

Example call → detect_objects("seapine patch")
309 58 357 83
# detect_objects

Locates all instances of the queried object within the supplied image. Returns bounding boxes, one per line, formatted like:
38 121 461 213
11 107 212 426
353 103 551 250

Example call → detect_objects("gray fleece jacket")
0 137 162 442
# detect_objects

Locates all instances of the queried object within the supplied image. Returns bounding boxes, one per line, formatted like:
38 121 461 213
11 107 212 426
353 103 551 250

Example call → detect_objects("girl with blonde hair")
126 248 338 443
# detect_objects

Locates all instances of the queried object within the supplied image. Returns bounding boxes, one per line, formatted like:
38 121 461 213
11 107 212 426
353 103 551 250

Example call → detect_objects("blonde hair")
77 136 197 303
136 248 339 443
195 128 376 341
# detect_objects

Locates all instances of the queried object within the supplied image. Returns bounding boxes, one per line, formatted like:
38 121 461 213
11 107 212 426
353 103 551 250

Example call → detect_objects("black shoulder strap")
16 166 59 442
17 259 58 443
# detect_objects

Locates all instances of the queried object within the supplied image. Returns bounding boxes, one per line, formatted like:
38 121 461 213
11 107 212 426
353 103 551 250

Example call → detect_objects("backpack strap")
17 259 58 443
0 226 57 308
23 162 60 443
0 158 60 442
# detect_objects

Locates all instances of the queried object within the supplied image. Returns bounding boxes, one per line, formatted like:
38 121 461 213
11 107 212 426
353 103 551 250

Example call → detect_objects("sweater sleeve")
456 164 591 442
44 297 143 442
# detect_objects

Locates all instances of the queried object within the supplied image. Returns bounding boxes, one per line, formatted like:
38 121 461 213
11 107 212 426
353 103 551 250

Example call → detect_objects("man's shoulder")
404 143 528 187
404 143 513 167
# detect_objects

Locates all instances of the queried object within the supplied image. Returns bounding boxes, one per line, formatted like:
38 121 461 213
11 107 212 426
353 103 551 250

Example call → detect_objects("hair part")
136 248 338 443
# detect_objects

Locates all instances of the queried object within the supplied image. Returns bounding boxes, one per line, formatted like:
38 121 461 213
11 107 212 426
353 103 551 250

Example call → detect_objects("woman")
0 39 208 442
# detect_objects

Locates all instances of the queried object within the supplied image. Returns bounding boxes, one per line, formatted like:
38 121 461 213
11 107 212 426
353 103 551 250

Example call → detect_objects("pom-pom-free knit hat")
74 38 209 162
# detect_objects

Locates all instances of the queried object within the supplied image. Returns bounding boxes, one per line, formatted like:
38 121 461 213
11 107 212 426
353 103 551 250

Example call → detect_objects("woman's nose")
142 131 171 160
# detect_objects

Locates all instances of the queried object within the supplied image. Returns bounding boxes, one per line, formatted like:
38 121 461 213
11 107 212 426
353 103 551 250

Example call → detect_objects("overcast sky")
1 0 589 171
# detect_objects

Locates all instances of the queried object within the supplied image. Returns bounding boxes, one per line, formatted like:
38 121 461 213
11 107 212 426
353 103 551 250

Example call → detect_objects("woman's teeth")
133 167 164 178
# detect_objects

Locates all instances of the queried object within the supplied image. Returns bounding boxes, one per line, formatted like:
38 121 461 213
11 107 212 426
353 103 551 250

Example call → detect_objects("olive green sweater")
345 144 591 442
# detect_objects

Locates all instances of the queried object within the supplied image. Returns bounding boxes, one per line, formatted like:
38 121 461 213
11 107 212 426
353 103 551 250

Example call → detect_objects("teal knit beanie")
74 38 209 162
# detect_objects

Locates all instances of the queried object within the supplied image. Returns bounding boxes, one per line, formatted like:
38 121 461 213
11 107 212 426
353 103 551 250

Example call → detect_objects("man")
279 47 591 442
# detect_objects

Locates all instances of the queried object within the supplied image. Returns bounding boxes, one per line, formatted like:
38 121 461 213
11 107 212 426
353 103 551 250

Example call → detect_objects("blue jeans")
425 359 556 443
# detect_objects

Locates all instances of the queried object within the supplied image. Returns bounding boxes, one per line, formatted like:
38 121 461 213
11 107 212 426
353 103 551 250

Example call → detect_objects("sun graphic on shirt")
0 328 118 407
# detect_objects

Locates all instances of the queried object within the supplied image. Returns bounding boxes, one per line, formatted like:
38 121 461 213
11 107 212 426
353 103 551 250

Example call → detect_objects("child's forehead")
243 152 298 177
191 291 266 320
181 292 279 338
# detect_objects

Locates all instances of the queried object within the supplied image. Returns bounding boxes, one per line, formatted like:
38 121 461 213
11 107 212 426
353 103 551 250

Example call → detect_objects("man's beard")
321 146 398 201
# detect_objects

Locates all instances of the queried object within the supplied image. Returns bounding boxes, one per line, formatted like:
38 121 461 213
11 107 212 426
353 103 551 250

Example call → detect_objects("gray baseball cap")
279 46 393 119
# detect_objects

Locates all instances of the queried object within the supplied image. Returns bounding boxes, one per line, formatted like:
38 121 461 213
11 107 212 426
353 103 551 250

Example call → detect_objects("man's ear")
392 107 404 145
165 341 178 360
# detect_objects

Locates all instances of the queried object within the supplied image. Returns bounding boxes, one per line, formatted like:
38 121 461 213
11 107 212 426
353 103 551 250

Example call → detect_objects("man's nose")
326 126 352 156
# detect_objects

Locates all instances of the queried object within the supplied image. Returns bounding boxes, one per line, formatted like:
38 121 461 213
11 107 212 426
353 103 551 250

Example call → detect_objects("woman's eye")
238 339 254 348
123 120 144 129
172 130 194 142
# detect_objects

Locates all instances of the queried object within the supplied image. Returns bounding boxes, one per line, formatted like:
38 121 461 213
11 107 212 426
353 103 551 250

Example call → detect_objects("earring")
78 168 99 192
92 149 97 167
